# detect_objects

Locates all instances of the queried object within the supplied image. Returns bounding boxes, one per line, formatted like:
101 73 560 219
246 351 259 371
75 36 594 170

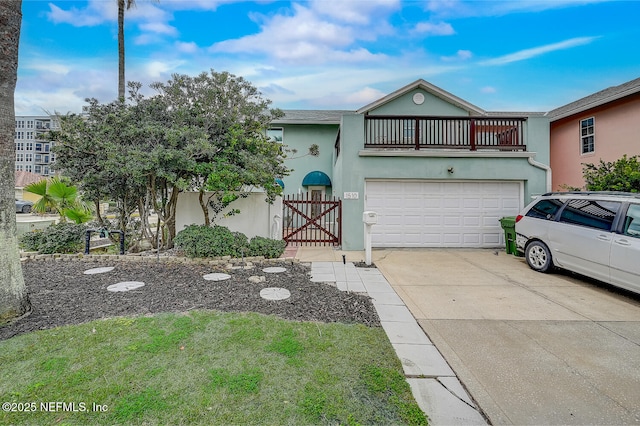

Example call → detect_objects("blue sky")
15 0 640 115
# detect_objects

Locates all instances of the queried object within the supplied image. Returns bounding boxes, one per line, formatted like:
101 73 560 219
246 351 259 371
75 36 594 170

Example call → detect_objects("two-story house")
548 77 640 190
275 80 550 250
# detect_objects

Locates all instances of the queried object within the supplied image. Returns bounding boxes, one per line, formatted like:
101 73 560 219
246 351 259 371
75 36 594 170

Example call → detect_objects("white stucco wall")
176 191 283 240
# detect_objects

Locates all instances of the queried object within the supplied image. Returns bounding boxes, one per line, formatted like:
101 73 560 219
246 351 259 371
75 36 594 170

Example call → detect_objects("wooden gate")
283 193 342 246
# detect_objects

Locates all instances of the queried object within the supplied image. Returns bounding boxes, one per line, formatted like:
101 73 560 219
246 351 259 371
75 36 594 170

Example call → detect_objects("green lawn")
0 311 427 425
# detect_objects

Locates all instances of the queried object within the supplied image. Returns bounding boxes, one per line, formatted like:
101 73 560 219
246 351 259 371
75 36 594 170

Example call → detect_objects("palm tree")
25 177 93 224
118 0 135 100
118 0 158 100
0 0 31 321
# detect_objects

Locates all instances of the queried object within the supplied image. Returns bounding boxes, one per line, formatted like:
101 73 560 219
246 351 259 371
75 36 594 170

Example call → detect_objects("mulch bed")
0 260 380 341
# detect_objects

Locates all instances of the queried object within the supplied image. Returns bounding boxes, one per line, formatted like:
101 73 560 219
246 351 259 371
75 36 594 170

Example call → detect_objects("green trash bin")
499 216 519 255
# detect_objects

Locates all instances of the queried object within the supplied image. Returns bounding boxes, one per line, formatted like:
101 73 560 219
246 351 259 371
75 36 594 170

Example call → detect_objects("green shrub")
248 236 286 259
19 222 87 254
174 225 286 259
19 230 46 252
174 225 248 258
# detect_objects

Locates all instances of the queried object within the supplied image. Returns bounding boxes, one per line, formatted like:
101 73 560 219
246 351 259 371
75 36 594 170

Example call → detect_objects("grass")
0 311 428 425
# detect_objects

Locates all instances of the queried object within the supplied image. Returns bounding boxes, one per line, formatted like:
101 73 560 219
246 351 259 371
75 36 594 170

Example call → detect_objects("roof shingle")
548 77 640 121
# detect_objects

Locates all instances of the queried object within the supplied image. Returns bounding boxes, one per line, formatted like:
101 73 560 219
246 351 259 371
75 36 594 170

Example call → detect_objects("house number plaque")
343 192 359 199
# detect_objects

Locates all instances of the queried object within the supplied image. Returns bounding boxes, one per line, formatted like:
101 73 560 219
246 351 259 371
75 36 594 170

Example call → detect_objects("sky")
15 0 640 116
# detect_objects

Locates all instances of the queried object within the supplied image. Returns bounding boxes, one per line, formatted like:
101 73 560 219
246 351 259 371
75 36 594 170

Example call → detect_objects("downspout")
527 154 552 193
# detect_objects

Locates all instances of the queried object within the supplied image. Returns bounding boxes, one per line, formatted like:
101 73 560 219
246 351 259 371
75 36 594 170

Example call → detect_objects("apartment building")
14 115 59 177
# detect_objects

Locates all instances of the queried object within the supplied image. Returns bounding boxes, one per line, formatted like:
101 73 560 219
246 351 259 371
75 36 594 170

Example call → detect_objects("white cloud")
24 61 71 75
210 2 397 65
425 0 611 18
481 86 496 94
457 50 473 60
144 60 184 78
344 87 387 105
139 22 178 36
46 1 112 26
480 37 598 66
175 41 199 54
414 22 455 36
310 0 400 25
441 49 473 62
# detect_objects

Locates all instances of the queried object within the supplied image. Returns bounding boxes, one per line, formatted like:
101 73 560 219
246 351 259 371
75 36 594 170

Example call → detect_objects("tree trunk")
198 189 210 226
163 184 180 248
117 0 125 100
0 0 31 321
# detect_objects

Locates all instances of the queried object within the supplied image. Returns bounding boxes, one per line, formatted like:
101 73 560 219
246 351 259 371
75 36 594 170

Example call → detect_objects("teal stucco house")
273 80 550 250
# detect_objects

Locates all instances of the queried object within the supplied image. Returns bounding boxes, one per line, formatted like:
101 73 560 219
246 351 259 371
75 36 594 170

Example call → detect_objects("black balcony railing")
364 116 527 151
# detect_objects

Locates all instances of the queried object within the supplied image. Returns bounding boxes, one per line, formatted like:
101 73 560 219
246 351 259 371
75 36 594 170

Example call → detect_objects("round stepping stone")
84 266 115 275
260 287 291 301
107 281 145 292
262 267 287 274
203 273 231 281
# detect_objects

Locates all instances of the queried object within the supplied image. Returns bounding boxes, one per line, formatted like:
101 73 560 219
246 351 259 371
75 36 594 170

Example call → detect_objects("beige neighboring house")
549 77 640 190
15 170 45 202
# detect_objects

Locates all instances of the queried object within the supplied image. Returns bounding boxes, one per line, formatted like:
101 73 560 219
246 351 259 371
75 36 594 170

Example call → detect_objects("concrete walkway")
295 246 640 425
296 247 487 425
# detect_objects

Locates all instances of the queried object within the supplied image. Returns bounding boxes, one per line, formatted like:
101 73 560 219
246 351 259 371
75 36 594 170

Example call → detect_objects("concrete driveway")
374 248 640 425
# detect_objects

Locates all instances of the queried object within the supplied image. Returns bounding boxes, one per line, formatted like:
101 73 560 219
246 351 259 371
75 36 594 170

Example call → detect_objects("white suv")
515 192 640 294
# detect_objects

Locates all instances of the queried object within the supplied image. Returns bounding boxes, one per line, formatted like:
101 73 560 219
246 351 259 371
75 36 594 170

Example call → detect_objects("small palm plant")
25 177 93 224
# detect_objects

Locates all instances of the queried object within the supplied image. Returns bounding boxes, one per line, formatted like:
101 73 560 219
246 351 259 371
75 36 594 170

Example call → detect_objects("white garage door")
365 180 522 247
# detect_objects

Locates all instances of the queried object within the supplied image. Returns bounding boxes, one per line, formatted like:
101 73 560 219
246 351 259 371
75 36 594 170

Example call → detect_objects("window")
26 131 33 139
25 165 32 172
34 165 41 174
15 142 24 151
27 120 34 128
622 204 640 238
16 153 24 162
35 143 42 152
267 128 283 143
25 153 32 162
580 117 594 154
559 199 621 231
525 199 564 220
26 142 33 151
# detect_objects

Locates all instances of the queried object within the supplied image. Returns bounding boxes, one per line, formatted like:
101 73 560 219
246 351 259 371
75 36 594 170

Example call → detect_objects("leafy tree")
0 0 30 321
51 97 149 235
582 155 640 192
51 70 287 249
146 71 288 226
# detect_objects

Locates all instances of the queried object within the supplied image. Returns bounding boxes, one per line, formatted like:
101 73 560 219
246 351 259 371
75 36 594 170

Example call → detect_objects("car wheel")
22 205 31 214
525 241 553 273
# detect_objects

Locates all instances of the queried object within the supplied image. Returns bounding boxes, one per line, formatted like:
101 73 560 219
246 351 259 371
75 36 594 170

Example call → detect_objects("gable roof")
274 110 354 125
356 79 486 116
548 77 640 121
15 170 45 188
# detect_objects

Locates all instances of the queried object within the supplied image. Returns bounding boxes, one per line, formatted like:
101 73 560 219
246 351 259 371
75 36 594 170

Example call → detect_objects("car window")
525 199 563 220
559 199 621 231
622 204 640 238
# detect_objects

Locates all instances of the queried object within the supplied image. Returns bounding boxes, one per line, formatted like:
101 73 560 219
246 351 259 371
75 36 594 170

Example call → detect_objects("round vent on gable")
413 93 425 105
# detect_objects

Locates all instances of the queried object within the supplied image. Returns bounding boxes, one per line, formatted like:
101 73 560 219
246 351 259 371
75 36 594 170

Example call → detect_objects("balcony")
364 116 527 151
